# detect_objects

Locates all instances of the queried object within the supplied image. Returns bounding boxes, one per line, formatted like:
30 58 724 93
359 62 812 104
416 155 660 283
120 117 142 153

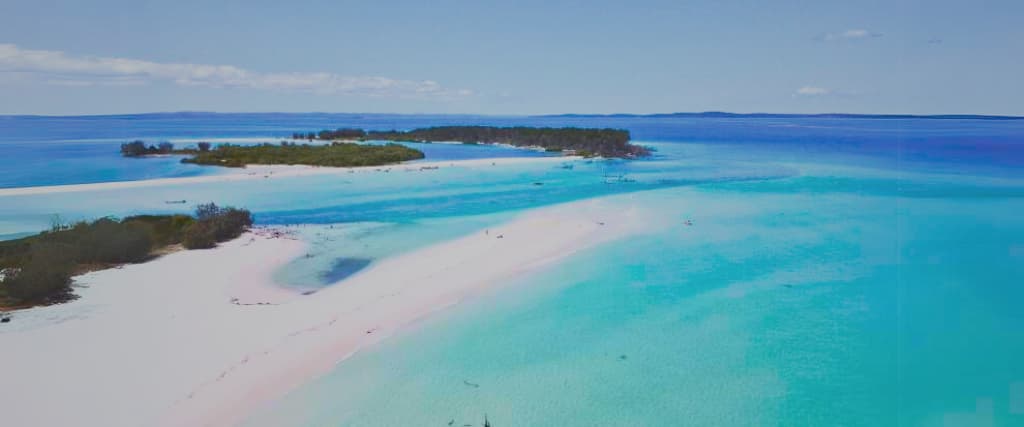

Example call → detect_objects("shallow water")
2 113 1023 425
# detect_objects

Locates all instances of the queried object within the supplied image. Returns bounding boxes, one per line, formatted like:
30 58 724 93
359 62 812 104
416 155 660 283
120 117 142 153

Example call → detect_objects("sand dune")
0 196 655 426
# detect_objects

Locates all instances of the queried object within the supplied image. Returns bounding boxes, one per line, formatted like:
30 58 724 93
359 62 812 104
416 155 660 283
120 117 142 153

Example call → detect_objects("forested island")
0 203 251 308
121 140 424 167
293 126 650 158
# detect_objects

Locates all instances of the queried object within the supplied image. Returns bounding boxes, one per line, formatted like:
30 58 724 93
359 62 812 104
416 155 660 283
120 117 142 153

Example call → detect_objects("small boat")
164 200 187 204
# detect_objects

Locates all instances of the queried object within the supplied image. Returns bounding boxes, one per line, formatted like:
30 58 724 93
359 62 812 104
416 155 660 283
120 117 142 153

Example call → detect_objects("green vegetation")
293 128 366 140
120 140 182 157
123 125 647 166
180 142 423 168
121 140 424 168
0 204 251 308
299 126 650 158
181 142 423 167
182 203 253 249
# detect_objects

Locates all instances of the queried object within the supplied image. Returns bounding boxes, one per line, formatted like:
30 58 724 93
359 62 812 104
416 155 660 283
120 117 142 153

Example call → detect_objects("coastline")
0 156 577 197
0 195 659 427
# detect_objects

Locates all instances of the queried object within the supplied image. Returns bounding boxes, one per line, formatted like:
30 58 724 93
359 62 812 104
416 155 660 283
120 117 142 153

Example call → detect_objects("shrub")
0 205 251 307
157 142 175 153
122 214 195 246
76 218 154 264
182 204 253 249
3 243 76 305
182 221 217 249
120 140 148 157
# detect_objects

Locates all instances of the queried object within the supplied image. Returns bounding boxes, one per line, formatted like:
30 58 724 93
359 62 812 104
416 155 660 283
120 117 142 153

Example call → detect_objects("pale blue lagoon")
2 113 1023 425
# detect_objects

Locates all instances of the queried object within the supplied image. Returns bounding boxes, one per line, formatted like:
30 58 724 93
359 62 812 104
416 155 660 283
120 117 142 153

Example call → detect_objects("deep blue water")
2 113 1023 189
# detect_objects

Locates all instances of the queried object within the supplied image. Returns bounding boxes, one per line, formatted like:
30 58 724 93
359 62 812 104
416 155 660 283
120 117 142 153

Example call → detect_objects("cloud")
0 43 469 98
795 86 831 96
818 29 883 42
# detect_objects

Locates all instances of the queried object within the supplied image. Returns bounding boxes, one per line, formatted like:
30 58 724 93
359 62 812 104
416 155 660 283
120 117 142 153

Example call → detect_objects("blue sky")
0 0 1021 116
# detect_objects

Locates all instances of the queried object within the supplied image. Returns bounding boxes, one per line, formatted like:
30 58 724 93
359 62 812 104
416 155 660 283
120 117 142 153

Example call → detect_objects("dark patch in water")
320 258 372 284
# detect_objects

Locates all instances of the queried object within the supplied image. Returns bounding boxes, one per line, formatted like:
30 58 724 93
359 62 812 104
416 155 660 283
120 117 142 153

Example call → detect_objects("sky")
0 0 1022 116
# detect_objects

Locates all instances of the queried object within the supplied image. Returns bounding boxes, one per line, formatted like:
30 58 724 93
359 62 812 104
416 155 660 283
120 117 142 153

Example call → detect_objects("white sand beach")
0 156 578 197
0 196 656 427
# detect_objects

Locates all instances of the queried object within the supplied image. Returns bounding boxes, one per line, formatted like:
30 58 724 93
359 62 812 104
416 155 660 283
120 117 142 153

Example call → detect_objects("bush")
120 140 148 157
76 218 154 264
123 214 195 246
0 205 251 307
182 204 253 249
182 221 217 249
3 243 76 305
157 142 174 153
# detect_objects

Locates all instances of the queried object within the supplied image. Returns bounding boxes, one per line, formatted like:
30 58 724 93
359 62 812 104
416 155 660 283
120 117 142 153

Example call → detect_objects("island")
120 140 425 167
293 126 651 158
0 203 251 309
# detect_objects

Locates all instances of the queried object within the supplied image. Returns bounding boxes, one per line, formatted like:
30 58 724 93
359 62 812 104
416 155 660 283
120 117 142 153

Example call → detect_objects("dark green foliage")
120 140 176 157
197 142 211 152
74 218 154 264
183 204 253 249
180 142 424 168
122 214 195 246
2 243 76 305
120 140 148 156
290 126 648 158
316 128 366 140
0 218 160 306
182 221 217 249
364 126 649 158
0 205 249 307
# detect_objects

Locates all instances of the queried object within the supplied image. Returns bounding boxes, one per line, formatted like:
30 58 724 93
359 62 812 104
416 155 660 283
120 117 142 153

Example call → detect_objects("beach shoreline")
0 195 658 427
0 156 577 197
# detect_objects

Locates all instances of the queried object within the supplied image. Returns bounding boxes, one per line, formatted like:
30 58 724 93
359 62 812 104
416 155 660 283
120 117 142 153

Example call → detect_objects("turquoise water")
247 179 1024 426
2 114 1023 425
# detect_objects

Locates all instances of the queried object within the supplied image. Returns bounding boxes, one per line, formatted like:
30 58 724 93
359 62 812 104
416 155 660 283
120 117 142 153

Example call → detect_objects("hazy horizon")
2 0 1022 116
3 110 1023 119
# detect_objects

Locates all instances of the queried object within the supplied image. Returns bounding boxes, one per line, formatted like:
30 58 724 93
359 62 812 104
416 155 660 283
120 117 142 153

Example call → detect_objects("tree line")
120 140 212 157
0 203 252 307
180 142 424 167
294 126 650 158
122 140 423 168
292 128 366 141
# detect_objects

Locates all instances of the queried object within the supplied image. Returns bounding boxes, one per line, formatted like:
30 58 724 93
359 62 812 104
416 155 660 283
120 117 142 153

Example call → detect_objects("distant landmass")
295 126 650 158
120 140 425 167
5 111 1021 121
539 111 1024 120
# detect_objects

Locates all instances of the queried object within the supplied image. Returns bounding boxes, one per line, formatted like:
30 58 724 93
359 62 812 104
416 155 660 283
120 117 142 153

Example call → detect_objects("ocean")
2 113 1023 425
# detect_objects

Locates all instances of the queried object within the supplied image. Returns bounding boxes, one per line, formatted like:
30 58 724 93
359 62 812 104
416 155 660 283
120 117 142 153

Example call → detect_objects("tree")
183 203 253 249
194 203 221 221
197 142 211 152
158 142 175 154
120 140 148 156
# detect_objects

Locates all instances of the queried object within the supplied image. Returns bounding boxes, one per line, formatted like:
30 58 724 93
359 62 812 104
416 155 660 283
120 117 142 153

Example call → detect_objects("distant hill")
540 112 1024 120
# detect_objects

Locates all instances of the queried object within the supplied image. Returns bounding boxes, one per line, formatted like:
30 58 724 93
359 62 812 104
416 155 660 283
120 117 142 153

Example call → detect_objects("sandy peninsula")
0 156 578 197
0 195 657 426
